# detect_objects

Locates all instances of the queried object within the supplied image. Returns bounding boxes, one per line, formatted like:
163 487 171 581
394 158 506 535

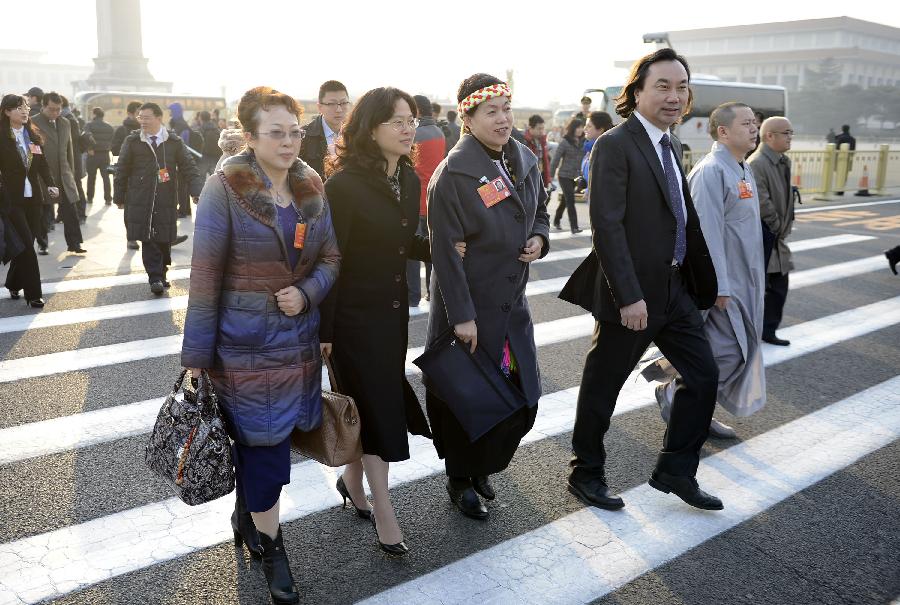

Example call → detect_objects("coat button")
394 274 401 282
399 246 406 255
501 302 511 312
392 300 401 309
401 218 409 227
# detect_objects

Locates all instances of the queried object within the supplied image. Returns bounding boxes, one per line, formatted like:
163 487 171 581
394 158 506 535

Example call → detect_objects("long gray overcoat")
425 134 550 406
748 143 794 275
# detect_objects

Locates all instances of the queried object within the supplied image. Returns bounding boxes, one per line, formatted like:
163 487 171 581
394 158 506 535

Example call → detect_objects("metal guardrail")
683 144 899 198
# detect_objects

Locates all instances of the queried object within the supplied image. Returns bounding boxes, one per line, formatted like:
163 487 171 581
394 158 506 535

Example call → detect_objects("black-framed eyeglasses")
320 101 351 109
380 118 419 132
256 129 304 141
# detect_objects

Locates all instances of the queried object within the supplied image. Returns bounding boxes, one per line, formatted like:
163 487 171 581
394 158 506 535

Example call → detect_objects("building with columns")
618 17 900 92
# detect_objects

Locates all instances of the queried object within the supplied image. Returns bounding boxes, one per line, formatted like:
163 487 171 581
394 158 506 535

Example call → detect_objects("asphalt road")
0 194 898 605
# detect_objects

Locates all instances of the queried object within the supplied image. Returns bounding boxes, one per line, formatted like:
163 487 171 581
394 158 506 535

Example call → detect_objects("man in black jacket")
114 103 203 294
197 110 221 176
84 107 115 205
299 80 349 179
61 96 89 221
561 49 722 512
112 101 142 249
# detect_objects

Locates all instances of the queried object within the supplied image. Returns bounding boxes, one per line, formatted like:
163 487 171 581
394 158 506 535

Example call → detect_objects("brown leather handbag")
291 354 363 467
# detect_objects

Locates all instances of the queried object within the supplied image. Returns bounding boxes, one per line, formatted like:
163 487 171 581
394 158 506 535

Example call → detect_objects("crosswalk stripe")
786 233 876 251
788 255 888 289
3 367 897 604
40 268 192 295
360 376 900 605
3 292 898 469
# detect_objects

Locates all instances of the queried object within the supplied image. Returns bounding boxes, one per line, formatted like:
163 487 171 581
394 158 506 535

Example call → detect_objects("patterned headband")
458 83 512 115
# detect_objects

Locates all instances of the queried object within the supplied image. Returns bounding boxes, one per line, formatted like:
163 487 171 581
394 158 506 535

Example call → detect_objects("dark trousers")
553 177 579 229
74 163 87 218
406 216 431 305
57 193 83 249
570 268 718 480
763 272 790 337
4 200 43 300
86 152 112 202
141 241 171 283
37 204 53 249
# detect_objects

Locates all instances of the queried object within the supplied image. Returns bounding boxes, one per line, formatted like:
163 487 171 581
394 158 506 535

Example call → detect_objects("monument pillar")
83 0 171 92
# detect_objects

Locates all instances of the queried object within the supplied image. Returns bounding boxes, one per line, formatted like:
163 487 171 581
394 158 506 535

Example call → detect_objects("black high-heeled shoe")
370 512 409 556
259 526 300 604
231 491 263 559
335 475 372 520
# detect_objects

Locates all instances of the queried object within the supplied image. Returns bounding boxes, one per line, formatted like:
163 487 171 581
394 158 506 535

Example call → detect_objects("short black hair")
199 110 211 122
431 102 441 116
60 95 70 108
528 114 545 128
318 80 348 103
92 107 104 119
587 111 613 131
126 101 143 115
841 124 850 133
140 102 163 117
447 110 458 122
41 91 63 107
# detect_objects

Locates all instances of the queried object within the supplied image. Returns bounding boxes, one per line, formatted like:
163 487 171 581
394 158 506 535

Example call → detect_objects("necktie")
150 135 158 151
659 134 686 265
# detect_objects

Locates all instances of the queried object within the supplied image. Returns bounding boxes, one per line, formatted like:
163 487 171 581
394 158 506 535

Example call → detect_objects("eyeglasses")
773 130 794 136
256 129 305 141
381 118 419 132
320 101 351 109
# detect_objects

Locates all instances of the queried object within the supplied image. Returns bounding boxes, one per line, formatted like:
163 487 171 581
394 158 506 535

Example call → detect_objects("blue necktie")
659 134 686 265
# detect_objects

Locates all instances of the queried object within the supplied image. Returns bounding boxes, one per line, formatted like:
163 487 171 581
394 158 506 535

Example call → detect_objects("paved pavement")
0 193 898 605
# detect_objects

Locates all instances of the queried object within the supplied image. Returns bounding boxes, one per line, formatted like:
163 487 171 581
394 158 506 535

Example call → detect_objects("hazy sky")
5 0 900 107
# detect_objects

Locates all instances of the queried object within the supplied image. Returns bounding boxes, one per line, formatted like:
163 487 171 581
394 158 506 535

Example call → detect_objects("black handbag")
145 370 235 506
413 330 530 442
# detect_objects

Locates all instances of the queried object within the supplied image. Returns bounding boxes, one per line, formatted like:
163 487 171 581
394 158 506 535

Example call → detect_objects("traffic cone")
855 165 871 197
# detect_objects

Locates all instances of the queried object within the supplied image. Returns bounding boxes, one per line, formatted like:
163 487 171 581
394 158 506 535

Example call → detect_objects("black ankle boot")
231 490 263 558
259 527 300 605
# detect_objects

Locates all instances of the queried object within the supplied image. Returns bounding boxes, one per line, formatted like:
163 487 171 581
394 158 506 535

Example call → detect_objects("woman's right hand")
320 342 333 357
455 242 466 258
454 320 477 353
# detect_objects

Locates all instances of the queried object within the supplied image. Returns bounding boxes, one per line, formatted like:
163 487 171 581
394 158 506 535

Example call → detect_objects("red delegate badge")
293 223 306 249
477 177 511 208
738 180 753 199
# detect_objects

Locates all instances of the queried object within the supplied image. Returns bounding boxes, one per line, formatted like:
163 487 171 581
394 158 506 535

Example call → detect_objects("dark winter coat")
200 121 222 160
29 113 79 205
84 117 115 153
319 161 432 461
113 128 203 242
181 152 340 447
299 115 328 180
425 134 551 407
112 116 139 156
0 129 55 210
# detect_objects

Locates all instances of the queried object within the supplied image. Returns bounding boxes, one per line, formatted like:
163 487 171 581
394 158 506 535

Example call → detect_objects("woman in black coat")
319 87 432 556
424 74 551 520
0 94 59 307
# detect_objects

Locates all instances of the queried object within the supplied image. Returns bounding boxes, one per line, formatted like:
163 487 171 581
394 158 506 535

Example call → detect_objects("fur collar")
221 151 325 228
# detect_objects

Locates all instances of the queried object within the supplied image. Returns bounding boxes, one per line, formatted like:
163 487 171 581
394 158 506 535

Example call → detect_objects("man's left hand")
275 286 306 317
518 236 543 263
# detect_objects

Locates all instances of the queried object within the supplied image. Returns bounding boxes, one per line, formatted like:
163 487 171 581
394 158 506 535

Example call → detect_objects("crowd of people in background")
2 46 899 605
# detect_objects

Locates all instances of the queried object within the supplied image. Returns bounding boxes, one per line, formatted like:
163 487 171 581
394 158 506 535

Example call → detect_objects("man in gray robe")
656 102 767 437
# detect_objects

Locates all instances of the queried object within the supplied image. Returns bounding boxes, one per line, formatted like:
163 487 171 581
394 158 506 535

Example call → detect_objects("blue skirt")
233 436 292 512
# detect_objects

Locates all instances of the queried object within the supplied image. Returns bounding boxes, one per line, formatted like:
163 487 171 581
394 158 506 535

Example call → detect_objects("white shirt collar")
322 118 336 142
633 110 670 146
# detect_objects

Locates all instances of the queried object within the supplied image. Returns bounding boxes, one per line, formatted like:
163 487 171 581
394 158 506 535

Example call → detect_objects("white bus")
584 76 787 153
73 91 227 126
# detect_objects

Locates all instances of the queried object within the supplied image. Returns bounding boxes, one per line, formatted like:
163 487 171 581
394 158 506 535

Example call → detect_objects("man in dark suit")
560 48 723 511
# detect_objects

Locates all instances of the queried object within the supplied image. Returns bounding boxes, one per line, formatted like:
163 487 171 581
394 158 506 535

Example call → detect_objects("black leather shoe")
9 290 20 300
67 246 87 254
885 246 900 275
27 298 45 308
38 248 48 255
552 222 562 231
172 234 188 246
336 475 372 520
127 240 139 250
762 334 790 346
571 227 584 234
370 514 409 556
472 476 495 501
649 471 723 510
231 490 263 559
446 480 488 520
150 281 164 295
567 476 625 510
259 527 300 604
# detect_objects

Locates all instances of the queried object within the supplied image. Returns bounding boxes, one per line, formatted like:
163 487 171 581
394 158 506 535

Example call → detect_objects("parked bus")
584 76 787 153
73 91 227 126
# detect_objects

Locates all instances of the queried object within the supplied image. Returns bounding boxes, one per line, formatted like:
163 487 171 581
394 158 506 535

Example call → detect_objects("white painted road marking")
786 233 875 252
359 376 900 605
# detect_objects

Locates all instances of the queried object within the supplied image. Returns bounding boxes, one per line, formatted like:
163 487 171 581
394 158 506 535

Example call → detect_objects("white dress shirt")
633 110 688 221
12 127 33 198
322 119 337 155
